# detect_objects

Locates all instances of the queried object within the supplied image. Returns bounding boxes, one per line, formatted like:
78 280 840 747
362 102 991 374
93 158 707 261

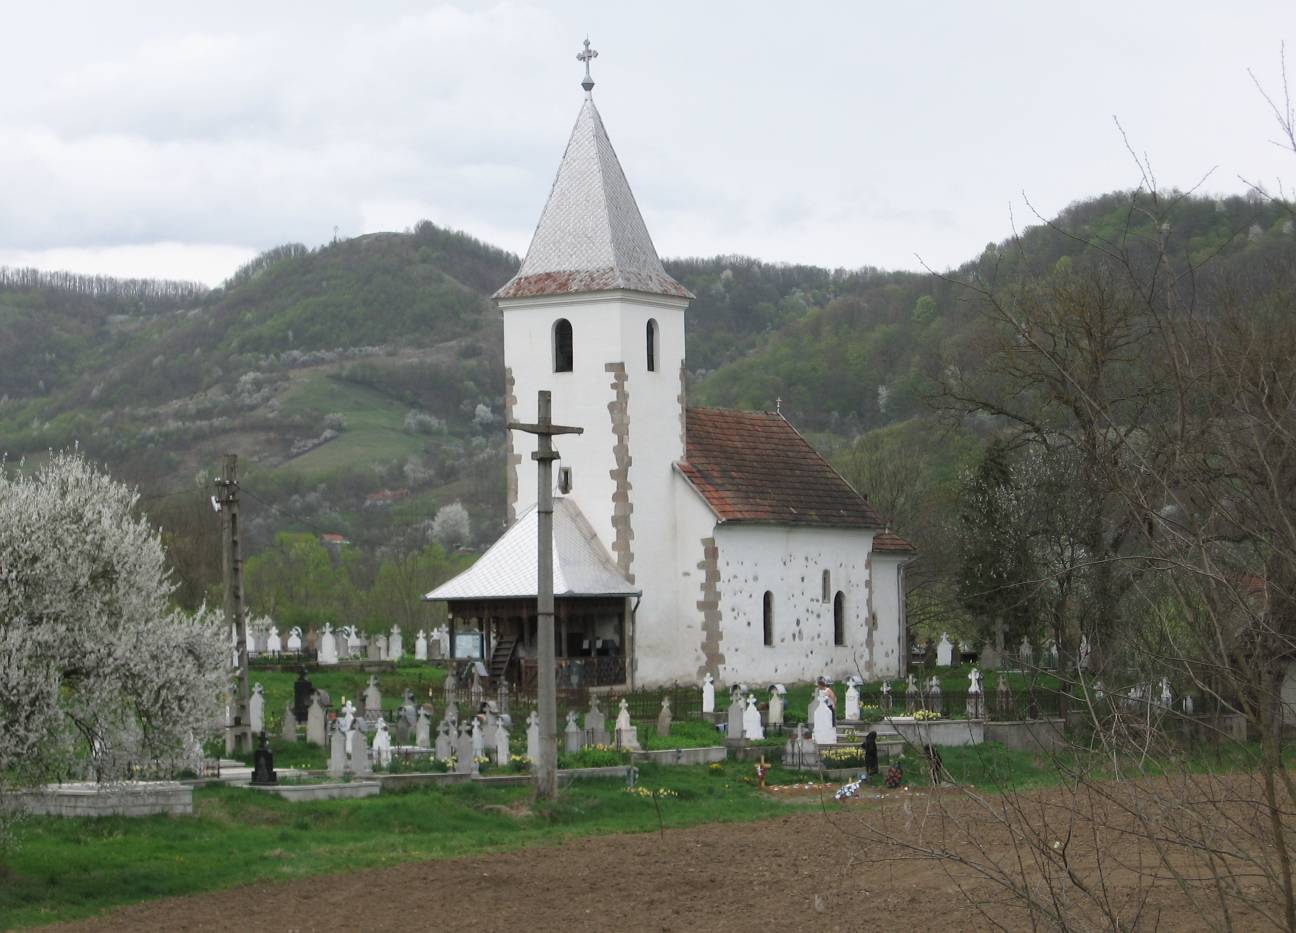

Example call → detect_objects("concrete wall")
16 782 193 817
869 554 907 679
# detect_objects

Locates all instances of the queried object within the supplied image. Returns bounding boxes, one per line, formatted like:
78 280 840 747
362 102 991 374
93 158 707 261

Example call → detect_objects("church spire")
494 41 692 302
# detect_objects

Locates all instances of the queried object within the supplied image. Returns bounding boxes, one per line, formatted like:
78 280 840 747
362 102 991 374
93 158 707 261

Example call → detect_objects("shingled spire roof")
495 97 692 301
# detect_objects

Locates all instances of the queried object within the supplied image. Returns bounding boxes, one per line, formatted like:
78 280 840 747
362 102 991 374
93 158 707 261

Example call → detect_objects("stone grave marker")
281 704 298 744
727 692 745 740
388 625 403 659
363 677 383 718
338 698 356 733
395 715 411 746
494 720 510 767
813 698 837 745
318 624 338 665
1019 636 1032 670
287 626 302 654
305 625 318 654
656 696 672 739
701 673 715 713
585 698 608 746
615 698 640 750
471 718 484 758
455 722 476 775
564 711 582 754
435 719 453 760
306 694 327 746
367 634 384 662
415 709 431 748
267 627 282 657
905 674 918 715
373 720 393 766
251 733 277 785
400 689 418 727
249 683 265 734
527 711 541 763
966 667 985 719
350 728 371 775
415 629 428 661
844 679 861 720
329 725 347 776
880 680 892 712
936 633 954 667
292 668 314 723
742 694 764 740
768 684 785 727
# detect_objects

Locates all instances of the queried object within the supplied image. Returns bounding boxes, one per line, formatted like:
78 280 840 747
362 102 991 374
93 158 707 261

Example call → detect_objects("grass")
5 740 1274 929
0 764 814 929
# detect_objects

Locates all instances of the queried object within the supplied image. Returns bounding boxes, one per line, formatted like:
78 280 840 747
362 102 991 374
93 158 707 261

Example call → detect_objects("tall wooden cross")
508 390 582 799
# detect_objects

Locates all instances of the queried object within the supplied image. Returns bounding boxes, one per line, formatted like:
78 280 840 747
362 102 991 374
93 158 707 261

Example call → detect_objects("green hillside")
1 192 1291 622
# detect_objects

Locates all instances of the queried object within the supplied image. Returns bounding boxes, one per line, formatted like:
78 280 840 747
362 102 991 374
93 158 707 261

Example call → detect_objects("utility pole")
216 453 252 754
508 391 582 799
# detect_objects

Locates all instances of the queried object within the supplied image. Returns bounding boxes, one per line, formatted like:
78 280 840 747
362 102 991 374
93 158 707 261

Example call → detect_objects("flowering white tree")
431 501 470 549
0 452 227 799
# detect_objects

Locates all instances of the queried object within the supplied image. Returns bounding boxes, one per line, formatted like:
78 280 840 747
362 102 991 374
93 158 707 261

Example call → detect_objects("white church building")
426 49 914 689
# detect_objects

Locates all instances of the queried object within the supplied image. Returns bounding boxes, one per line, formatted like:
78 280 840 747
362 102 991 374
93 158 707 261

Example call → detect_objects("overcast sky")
1 2 1291 286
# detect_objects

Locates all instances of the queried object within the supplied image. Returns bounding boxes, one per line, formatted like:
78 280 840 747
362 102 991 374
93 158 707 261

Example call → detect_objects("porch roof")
424 498 640 602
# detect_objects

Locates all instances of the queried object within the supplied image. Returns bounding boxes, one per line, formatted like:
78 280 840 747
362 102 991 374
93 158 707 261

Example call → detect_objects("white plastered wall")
501 290 688 687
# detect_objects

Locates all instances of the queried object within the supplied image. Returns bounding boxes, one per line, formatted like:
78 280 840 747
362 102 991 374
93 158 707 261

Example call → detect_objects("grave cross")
508 390 583 799
991 617 1007 653
577 37 598 93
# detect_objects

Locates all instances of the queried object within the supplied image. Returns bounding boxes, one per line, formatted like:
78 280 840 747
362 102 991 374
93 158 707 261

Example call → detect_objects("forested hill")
0 193 1291 611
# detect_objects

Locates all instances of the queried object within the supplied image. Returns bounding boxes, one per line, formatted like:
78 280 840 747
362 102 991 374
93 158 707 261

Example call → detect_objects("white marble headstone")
388 625 403 659
415 630 428 661
318 625 338 665
249 683 265 733
742 695 764 740
936 633 954 667
812 698 837 745
701 673 715 714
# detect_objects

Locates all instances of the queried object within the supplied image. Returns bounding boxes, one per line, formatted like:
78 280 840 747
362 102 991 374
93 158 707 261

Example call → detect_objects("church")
426 45 915 690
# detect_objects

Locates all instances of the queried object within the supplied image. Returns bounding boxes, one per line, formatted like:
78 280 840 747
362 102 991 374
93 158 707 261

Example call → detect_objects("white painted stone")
329 726 347 776
363 676 382 714
844 682 861 720
416 709 431 748
249 683 265 734
415 630 428 661
767 686 784 727
813 699 837 745
936 633 954 667
702 673 715 713
338 699 356 734
372 721 392 766
287 626 302 653
389 625 403 659
318 624 338 665
267 627 282 656
350 728 371 775
494 720 510 767
435 719 453 760
742 695 764 740
306 695 327 746
526 711 541 763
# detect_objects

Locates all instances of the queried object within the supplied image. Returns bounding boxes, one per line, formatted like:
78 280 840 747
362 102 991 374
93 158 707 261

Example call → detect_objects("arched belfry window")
762 591 774 646
833 592 846 646
646 319 658 372
553 318 573 373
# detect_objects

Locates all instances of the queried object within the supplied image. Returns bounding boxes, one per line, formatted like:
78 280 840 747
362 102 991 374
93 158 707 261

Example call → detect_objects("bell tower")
497 40 692 599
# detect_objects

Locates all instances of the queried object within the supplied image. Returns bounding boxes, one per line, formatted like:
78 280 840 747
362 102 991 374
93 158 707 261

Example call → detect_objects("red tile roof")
678 408 888 529
872 532 917 553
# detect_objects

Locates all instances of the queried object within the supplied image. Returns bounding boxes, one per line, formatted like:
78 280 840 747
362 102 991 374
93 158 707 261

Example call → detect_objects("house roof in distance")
494 96 692 302
677 408 890 529
424 498 639 602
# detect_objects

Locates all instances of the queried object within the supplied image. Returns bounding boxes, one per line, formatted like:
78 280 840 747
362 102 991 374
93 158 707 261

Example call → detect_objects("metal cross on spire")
577 37 598 94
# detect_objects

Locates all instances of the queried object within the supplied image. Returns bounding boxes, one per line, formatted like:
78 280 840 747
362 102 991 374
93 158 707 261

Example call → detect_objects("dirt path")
42 785 1271 932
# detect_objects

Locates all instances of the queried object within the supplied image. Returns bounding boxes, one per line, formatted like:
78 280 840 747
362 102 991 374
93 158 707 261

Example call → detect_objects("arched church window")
553 318 573 373
833 592 846 646
822 570 831 602
762 591 774 646
646 319 658 372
